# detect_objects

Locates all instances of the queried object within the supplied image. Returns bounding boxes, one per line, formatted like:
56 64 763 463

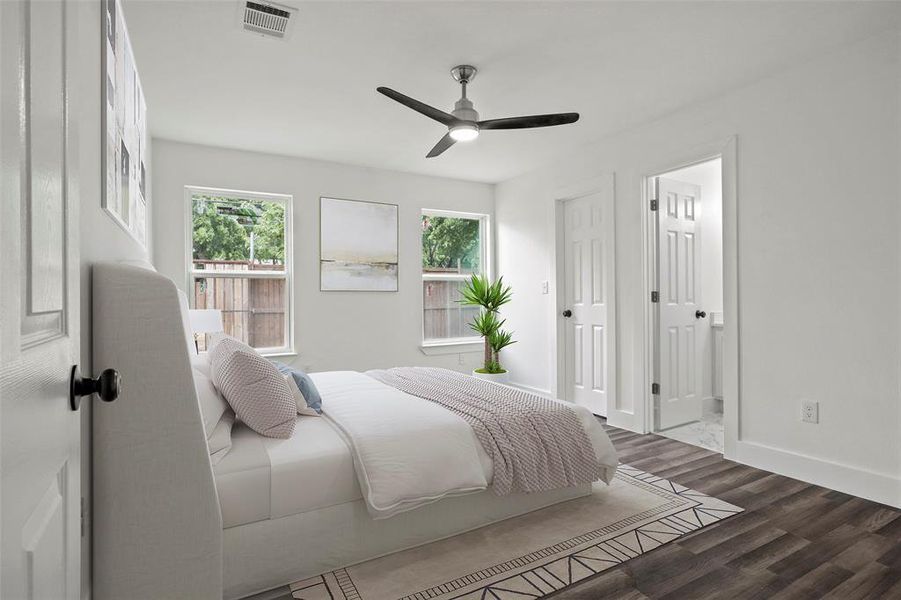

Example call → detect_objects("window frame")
184 185 295 356
420 209 490 348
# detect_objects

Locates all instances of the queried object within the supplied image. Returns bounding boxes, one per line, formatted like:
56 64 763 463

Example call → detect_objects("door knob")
562 309 573 318
695 310 707 319
69 365 120 411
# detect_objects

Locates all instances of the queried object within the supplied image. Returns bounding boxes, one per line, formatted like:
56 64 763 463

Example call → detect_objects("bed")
91 262 618 600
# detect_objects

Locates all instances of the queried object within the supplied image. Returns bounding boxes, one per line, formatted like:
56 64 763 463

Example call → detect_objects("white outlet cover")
541 281 549 294
801 400 819 423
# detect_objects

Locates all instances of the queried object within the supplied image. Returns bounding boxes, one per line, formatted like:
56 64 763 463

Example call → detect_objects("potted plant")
459 274 516 383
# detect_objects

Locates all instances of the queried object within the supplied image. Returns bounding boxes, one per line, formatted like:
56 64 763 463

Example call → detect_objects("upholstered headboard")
92 262 222 599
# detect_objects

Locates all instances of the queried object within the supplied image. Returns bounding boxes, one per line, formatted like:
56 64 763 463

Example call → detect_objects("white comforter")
312 371 618 519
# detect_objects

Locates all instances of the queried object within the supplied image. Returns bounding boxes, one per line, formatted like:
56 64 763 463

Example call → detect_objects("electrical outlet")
541 280 549 295
801 399 819 424
458 353 465 366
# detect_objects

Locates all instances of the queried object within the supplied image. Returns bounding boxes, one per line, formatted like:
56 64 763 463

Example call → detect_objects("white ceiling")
124 1 900 183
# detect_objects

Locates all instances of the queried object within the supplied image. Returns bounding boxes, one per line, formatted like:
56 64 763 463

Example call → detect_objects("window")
187 187 292 354
421 210 488 344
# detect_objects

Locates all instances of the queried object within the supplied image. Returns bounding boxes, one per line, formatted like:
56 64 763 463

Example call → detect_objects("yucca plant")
459 274 513 313
489 328 517 361
459 274 516 374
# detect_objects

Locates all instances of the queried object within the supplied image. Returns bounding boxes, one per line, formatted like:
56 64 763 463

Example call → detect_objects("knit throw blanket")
365 367 604 495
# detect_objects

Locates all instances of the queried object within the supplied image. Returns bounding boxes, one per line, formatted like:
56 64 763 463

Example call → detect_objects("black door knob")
695 310 707 319
69 365 120 411
562 309 573 318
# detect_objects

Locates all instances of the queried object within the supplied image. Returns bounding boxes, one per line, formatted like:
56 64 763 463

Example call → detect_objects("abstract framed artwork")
102 0 148 247
320 197 399 292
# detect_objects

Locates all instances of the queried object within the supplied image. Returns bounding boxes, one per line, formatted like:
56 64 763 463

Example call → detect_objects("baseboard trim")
508 381 552 399
729 440 901 508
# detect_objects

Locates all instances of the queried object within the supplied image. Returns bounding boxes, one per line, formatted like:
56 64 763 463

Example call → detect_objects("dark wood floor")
551 423 901 600
257 424 901 600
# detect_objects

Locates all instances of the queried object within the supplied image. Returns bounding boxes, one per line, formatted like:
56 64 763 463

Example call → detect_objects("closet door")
563 190 615 417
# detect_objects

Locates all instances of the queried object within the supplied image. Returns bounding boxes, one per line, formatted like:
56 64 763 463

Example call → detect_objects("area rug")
288 465 742 600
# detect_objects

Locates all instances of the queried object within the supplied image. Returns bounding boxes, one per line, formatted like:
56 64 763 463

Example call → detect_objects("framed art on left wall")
102 0 148 247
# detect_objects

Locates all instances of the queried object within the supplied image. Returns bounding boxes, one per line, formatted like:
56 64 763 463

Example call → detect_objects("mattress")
214 417 362 528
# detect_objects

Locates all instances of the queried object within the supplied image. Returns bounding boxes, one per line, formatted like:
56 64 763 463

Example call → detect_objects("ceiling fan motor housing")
452 97 479 123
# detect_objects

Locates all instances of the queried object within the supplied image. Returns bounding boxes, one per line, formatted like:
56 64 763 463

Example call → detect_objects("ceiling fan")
377 65 580 158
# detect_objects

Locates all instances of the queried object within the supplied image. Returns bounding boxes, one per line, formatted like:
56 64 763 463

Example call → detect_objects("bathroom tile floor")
656 403 724 453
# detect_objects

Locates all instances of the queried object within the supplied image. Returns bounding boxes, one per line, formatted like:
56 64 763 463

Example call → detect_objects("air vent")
239 1 296 39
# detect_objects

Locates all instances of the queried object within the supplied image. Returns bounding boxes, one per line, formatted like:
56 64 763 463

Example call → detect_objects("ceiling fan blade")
426 133 456 158
478 112 580 130
377 87 457 126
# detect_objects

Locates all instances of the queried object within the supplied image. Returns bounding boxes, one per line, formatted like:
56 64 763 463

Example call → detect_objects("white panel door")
656 177 703 430
563 192 615 417
1 1 81 598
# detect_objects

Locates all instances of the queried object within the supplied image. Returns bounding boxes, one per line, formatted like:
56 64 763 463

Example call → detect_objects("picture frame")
319 197 399 292
102 0 148 248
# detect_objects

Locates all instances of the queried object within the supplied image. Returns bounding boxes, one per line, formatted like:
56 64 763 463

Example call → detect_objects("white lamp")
189 309 224 351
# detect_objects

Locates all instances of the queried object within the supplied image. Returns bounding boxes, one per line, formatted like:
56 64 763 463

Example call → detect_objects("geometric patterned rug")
288 464 742 599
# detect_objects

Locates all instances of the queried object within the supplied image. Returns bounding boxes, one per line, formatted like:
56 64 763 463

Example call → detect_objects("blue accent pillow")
272 362 322 414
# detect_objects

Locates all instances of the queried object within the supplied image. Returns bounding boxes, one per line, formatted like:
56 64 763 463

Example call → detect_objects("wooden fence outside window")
193 259 286 350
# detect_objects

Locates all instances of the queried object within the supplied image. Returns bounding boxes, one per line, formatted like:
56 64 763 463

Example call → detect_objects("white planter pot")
471 370 510 384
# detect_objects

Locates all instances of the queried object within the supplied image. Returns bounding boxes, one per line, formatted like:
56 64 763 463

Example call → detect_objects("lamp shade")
189 309 224 334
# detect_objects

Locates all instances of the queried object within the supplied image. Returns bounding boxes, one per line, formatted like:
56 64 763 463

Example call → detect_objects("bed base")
223 484 591 599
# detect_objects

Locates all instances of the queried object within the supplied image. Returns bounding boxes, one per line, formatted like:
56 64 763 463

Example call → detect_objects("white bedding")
213 424 270 527
214 417 361 528
313 370 618 519
213 370 618 525
266 416 360 520
313 371 491 519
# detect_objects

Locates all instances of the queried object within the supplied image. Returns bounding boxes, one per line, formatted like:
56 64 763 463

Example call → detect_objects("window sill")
261 350 298 359
196 349 297 359
419 340 482 356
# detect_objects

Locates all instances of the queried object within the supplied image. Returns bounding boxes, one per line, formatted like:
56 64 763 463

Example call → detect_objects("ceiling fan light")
449 124 479 142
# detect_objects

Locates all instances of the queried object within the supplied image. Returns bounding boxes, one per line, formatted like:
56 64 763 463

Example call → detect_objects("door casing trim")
639 136 739 458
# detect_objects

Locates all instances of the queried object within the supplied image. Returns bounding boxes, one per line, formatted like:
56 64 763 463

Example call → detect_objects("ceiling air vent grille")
241 1 296 39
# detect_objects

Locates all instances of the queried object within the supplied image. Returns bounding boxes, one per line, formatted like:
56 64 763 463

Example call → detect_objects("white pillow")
208 412 235 466
283 374 320 417
191 353 229 440
209 335 296 439
177 289 198 357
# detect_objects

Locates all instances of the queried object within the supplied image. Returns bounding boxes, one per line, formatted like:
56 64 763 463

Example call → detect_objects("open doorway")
650 157 724 453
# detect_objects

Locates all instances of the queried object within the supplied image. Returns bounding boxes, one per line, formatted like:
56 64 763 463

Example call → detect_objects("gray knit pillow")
208 335 296 439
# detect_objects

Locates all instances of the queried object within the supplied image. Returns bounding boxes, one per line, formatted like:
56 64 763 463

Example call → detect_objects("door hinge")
81 497 86 537
651 291 659 303
650 198 658 211
651 382 660 395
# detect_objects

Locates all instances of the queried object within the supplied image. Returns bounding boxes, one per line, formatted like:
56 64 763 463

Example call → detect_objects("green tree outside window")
192 195 285 265
421 215 480 273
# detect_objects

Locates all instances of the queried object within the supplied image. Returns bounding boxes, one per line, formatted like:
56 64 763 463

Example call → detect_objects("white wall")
661 158 722 403
496 31 901 506
152 139 494 373
72 3 153 597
